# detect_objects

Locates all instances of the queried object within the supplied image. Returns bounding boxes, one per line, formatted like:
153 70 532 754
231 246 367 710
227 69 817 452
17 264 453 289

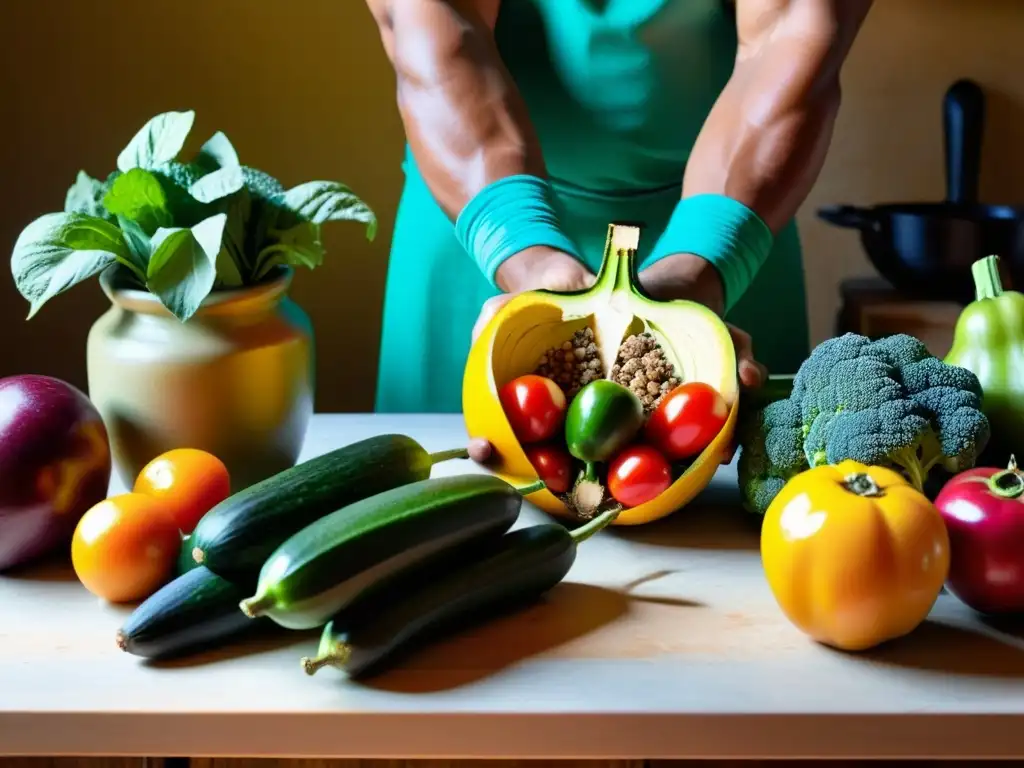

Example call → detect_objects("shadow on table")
854 618 1024 677
350 581 630 693
612 501 762 552
142 623 318 669
0 552 78 581
602 466 763 552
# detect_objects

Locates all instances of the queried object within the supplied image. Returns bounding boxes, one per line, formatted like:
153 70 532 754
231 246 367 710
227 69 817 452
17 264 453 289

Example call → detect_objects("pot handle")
943 78 985 205
816 204 877 231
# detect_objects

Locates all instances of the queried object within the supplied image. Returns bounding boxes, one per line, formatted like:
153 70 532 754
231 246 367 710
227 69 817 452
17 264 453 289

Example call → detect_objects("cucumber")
116 566 263 659
177 535 200 576
238 473 538 630
300 507 620 679
189 434 470 582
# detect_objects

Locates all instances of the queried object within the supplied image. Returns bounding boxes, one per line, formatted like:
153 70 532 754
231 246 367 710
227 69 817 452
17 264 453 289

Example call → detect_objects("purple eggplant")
0 375 112 572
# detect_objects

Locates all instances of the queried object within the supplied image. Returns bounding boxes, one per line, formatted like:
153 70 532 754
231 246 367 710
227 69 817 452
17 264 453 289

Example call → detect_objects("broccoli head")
736 393 807 515
737 333 990 514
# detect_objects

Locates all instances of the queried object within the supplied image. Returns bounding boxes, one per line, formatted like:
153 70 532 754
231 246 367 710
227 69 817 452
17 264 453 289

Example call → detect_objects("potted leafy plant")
10 109 377 489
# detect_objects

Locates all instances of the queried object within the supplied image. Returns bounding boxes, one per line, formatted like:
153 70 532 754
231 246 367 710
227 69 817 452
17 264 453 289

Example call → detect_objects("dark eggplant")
0 375 112 572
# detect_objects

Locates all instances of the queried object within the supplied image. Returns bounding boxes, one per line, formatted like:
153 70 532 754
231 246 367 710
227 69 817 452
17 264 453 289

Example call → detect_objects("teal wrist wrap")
455 175 582 287
641 193 774 313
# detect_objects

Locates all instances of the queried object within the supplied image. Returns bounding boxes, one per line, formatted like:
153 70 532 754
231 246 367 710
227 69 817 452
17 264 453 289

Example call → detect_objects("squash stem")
429 447 470 463
300 643 351 676
570 506 622 543
238 594 275 619
972 255 1004 301
591 223 642 297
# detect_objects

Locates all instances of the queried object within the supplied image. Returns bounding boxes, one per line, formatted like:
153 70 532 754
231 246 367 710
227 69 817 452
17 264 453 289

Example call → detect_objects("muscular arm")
643 0 872 310
365 0 588 292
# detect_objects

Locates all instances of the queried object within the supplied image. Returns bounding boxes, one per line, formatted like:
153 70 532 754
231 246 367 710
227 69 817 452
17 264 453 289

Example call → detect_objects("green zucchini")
238 473 539 630
116 566 263 659
189 434 470 582
177 535 200 576
300 507 620 679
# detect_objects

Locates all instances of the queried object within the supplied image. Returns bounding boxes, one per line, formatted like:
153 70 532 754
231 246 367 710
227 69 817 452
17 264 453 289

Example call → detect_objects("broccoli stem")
972 255 1004 301
890 447 927 492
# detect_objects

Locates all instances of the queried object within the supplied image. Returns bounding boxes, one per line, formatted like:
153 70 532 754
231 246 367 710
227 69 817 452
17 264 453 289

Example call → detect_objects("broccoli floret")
736 396 807 515
736 333 990 514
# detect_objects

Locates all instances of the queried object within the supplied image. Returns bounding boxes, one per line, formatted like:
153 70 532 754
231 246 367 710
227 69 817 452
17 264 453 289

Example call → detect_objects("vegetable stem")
972 255 1004 301
515 479 546 495
429 447 470 463
238 594 275 618
570 506 622 543
842 472 885 498
989 454 1024 499
300 643 351 676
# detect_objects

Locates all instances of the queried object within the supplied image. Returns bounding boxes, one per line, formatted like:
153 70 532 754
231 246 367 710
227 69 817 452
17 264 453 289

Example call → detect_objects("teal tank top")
494 0 738 196
374 0 809 415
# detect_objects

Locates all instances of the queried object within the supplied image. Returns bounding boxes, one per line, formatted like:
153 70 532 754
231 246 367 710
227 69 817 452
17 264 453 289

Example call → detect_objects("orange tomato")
71 493 181 603
760 460 949 652
133 448 231 534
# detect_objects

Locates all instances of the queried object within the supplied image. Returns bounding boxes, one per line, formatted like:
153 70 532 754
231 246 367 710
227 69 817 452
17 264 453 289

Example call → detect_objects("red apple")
934 456 1024 615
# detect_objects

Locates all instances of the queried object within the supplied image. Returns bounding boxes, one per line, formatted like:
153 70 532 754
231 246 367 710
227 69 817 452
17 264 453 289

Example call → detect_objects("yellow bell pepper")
760 460 950 651
462 222 739 526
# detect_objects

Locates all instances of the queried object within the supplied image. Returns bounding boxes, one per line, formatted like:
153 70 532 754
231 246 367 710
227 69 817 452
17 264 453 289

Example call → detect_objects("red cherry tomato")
607 445 673 508
644 381 728 461
498 374 567 443
524 444 573 494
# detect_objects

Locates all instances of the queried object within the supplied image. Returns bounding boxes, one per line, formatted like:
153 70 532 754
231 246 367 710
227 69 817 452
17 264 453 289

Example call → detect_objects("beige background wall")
2 0 1023 412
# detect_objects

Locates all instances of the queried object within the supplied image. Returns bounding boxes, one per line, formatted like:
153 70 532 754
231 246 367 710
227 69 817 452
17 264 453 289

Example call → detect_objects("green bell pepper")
945 254 1024 458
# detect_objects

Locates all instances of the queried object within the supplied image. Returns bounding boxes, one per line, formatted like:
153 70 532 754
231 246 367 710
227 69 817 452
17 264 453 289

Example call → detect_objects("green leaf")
11 213 128 318
116 215 150 276
219 187 252 272
64 171 114 221
146 213 227 322
254 222 324 279
277 180 377 239
103 168 173 235
215 247 244 288
195 131 240 171
117 110 196 173
189 165 244 204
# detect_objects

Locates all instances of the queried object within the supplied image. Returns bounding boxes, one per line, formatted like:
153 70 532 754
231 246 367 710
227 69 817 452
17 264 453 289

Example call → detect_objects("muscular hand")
471 246 595 341
638 253 768 390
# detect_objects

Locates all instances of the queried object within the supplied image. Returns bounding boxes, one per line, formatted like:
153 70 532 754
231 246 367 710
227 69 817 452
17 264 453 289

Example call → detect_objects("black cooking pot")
818 79 1024 304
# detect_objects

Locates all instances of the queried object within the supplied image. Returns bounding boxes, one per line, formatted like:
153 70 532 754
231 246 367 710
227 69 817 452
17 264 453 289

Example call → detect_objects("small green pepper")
945 254 1024 457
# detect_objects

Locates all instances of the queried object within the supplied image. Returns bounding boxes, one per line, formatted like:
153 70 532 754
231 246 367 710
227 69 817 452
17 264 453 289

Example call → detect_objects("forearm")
641 0 871 313
684 0 873 233
366 0 544 217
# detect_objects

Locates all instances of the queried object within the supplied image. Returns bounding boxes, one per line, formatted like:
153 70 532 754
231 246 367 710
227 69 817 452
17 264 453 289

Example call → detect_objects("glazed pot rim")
99 264 294 316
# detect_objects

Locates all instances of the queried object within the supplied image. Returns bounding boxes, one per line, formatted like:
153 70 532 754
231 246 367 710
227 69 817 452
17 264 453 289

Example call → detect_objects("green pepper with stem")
945 254 1024 458
564 379 645 517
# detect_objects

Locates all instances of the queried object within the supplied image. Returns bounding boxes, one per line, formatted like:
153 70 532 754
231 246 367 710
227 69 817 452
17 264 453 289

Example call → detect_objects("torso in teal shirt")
374 0 809 414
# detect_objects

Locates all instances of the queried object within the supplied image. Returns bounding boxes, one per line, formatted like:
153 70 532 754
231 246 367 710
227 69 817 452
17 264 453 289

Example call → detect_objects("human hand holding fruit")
639 253 767 389
472 246 595 342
